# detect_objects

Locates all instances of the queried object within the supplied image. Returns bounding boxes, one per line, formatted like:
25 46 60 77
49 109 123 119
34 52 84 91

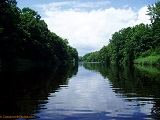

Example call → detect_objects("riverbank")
134 55 160 66
0 57 78 69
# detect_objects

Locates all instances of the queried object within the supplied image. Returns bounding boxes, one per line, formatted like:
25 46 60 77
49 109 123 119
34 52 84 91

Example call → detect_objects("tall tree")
0 0 20 59
147 1 160 47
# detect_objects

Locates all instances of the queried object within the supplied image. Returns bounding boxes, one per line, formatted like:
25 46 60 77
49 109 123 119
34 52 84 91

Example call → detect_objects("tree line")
0 0 78 65
83 1 160 65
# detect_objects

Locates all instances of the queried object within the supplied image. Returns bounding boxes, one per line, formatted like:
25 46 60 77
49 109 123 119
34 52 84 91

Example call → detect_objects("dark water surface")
0 63 160 120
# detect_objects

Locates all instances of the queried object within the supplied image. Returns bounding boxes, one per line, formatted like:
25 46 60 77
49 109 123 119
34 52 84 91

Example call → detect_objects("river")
0 62 160 119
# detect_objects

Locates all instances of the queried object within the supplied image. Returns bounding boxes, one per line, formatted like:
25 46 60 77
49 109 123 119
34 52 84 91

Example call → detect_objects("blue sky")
16 0 159 56
17 0 158 11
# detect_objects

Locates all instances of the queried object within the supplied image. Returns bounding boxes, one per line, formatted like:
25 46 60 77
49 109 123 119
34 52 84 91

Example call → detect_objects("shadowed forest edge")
0 0 78 66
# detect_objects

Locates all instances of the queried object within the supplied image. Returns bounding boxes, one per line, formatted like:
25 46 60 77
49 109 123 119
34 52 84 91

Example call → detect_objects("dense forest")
0 0 78 65
83 1 160 66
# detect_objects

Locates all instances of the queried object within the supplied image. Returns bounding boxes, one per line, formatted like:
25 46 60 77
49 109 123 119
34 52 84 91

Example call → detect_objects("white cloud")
36 1 150 56
135 6 150 25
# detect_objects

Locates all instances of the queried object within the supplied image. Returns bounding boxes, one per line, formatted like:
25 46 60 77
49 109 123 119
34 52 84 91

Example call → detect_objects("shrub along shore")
134 56 160 66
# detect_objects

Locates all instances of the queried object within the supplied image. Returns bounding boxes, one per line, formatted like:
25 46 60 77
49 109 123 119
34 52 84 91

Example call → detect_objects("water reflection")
32 63 160 119
83 63 160 119
1 62 160 119
0 64 78 117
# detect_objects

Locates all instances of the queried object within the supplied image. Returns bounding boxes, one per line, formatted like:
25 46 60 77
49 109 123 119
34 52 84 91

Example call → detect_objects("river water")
0 62 160 119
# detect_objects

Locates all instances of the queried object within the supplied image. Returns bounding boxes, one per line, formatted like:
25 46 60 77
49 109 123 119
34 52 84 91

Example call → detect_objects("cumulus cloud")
36 1 150 56
135 6 150 25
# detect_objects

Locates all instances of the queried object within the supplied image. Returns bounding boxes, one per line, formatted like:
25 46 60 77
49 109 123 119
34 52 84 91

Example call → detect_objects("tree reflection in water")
83 62 160 118
0 64 78 116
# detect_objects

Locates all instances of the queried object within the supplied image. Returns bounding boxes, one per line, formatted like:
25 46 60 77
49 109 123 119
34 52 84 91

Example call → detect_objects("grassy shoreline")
134 55 160 66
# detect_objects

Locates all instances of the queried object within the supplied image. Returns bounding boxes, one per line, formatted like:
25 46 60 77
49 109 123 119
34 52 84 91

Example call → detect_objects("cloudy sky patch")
36 2 150 55
17 0 156 56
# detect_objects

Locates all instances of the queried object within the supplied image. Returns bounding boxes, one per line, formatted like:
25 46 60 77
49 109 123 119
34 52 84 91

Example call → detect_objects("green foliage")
147 1 160 23
134 55 160 65
147 1 160 47
82 51 100 62
0 0 78 64
83 24 153 64
67 45 78 63
0 0 20 59
83 1 160 66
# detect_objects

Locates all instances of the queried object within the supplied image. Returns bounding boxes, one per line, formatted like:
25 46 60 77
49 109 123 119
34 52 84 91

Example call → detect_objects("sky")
16 0 159 56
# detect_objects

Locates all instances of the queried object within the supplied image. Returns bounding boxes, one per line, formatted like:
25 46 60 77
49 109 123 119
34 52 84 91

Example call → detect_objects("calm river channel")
0 62 160 120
